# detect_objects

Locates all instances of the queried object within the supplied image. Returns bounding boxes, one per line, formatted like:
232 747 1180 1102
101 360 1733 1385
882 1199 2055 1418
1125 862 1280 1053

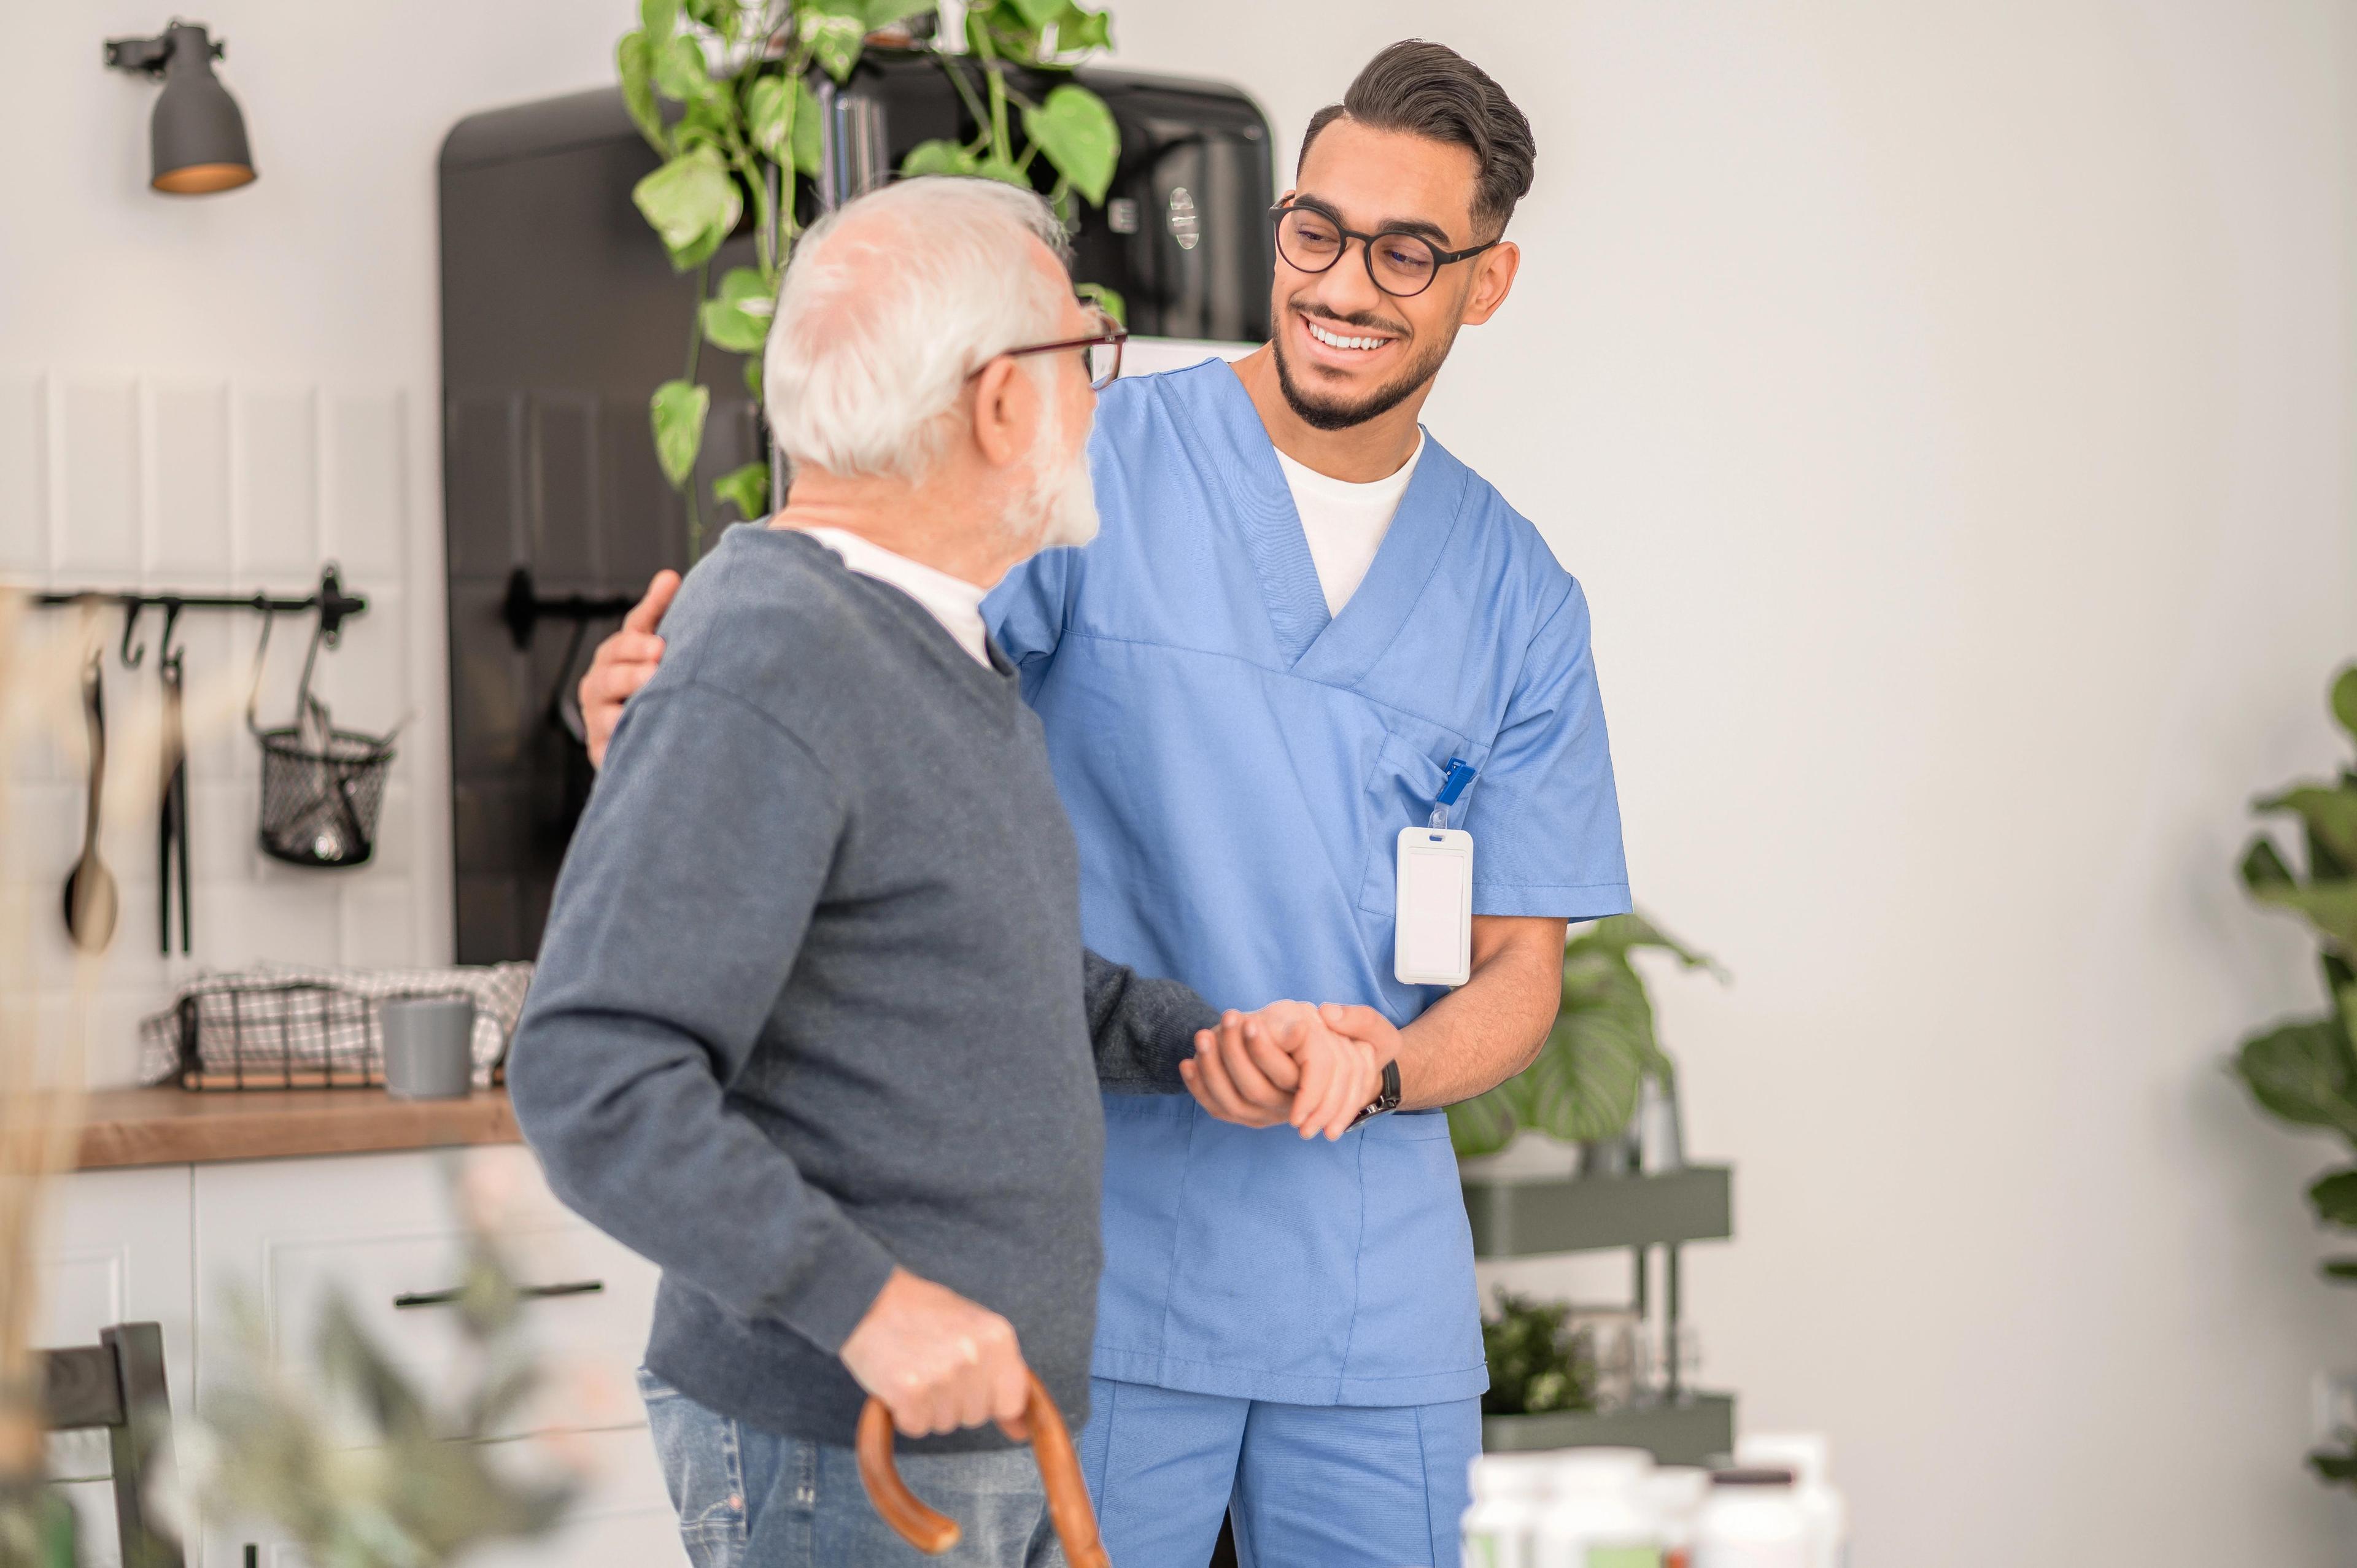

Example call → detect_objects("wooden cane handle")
856 1372 1110 1568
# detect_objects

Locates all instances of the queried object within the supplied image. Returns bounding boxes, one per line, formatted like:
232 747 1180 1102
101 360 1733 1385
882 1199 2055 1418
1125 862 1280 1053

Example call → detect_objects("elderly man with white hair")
506 177 1371 1567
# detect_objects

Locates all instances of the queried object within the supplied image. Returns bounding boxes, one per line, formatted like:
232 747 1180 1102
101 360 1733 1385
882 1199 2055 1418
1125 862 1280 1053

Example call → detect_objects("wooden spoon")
61 654 117 952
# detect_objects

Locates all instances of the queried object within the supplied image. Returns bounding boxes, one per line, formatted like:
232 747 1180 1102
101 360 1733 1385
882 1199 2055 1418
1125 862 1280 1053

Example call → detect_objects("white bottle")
1463 1453 1558 1568
1533 1449 1662 1568
1735 1434 1848 1568
1642 1467 1712 1568
1693 1469 1808 1568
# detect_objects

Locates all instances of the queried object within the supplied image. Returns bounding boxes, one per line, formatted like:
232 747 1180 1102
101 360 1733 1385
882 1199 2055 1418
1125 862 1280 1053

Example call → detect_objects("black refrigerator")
439 47 1275 964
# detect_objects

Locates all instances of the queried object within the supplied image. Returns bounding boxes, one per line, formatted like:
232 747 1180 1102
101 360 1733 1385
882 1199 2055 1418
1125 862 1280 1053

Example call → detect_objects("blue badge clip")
1429 757 1477 829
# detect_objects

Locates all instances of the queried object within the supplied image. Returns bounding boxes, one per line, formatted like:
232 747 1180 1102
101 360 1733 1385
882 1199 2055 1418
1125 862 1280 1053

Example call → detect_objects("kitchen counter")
72 1086 521 1170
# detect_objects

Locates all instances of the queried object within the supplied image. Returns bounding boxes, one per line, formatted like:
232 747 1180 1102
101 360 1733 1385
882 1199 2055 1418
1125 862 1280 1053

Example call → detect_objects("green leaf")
1008 0 1066 27
2261 786 2357 873
2250 877 2357 955
653 33 714 103
2243 834 2296 890
650 379 710 490
1447 1084 1519 1157
1056 2 1112 52
713 460 771 522
2313 1169 2357 1227
2235 1016 2357 1140
632 147 741 270
805 13 866 82
743 355 764 400
1523 952 1654 1143
641 0 679 40
2334 666 2357 742
2324 1259 2357 1282
975 155 1029 188
1075 280 1125 328
1023 84 1119 206
617 32 666 152
792 75 824 177
900 138 981 177
699 265 774 353
862 0 932 26
746 72 793 160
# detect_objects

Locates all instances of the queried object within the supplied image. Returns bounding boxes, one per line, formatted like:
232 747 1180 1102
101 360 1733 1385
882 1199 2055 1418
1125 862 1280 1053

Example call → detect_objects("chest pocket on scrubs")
1357 728 1483 919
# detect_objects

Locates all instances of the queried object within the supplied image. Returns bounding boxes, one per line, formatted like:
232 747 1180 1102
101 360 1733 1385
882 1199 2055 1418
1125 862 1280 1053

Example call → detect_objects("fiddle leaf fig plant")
617 0 1122 559
2230 663 2357 1491
1448 913 1722 1158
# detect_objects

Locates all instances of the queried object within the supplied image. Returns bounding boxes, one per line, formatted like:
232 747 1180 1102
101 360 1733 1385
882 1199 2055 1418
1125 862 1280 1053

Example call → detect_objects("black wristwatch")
1350 1059 1403 1127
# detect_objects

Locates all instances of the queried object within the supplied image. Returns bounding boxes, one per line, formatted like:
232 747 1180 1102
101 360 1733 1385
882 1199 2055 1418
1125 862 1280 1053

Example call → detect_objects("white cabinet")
40 1165 198 1568
45 1146 683 1568
188 1145 681 1568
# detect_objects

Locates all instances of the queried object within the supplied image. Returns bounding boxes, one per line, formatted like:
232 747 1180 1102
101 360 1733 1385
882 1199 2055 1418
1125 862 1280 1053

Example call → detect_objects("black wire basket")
257 723 394 868
248 600 398 868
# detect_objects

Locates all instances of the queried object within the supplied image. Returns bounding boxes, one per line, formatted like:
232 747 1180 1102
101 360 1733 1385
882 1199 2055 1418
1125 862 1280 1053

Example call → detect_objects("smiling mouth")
1301 314 1396 354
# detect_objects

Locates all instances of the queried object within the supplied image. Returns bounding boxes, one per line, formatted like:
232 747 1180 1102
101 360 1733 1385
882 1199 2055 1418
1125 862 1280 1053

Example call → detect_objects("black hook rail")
33 565 368 668
501 566 637 651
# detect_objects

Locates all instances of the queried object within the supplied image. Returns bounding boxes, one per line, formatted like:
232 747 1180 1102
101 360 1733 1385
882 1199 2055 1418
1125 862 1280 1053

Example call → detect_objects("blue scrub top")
986 360 1631 1407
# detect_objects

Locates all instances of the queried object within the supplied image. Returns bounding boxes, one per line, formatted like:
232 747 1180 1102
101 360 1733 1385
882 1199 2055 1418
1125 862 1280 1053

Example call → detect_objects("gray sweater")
508 526 1218 1450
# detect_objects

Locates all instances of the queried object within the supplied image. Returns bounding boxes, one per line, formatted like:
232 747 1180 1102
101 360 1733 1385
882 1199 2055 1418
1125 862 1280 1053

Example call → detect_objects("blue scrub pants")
1078 1377 1479 1568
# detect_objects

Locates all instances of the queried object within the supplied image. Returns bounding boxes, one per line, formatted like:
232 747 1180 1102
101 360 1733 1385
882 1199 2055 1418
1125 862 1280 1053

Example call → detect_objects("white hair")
764 177 1070 482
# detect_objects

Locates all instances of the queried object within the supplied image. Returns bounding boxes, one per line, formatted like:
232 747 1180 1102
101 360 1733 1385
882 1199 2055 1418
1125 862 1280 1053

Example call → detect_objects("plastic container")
1643 1466 1712 1568
1693 1468 1808 1568
1534 1449 1662 1568
1464 1453 1559 1568
1734 1435 1847 1568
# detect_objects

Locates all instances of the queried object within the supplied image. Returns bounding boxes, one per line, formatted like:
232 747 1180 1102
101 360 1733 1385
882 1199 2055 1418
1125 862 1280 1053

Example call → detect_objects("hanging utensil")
61 649 118 951
157 607 192 956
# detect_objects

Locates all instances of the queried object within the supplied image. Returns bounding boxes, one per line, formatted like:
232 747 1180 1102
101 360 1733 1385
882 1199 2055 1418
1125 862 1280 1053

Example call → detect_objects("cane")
856 1372 1110 1568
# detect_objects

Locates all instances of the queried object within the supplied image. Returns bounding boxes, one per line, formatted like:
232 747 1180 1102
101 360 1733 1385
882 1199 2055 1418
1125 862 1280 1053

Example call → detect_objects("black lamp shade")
150 23 254 194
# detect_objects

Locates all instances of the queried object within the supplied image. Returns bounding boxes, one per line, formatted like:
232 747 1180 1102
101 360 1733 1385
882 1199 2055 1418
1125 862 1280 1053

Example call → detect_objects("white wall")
6 0 2356 1561
0 1 633 1083
1112 1 2357 1562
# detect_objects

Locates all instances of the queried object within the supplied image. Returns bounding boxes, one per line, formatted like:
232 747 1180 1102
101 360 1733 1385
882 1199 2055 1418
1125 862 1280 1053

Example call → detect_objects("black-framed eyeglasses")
1269 201 1501 299
988 304 1128 391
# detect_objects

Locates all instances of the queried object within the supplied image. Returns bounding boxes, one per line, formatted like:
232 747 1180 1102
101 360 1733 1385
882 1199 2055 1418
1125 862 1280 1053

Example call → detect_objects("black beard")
1272 318 1450 431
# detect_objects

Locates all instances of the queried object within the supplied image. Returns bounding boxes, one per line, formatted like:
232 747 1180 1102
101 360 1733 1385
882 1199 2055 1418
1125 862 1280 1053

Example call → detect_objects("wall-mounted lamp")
103 21 255 195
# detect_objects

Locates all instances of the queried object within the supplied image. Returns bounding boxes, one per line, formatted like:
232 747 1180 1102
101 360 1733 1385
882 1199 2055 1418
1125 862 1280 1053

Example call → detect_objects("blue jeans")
639 1369 1066 1568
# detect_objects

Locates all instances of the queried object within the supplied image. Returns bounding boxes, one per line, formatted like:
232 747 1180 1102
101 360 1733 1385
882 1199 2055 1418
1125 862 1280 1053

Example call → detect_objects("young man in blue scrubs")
583 42 1628 1567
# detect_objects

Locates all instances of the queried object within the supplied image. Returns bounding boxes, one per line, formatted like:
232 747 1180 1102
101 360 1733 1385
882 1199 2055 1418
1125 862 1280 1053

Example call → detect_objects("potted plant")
613 0 1123 558
2230 663 2357 1489
1448 914 1720 1170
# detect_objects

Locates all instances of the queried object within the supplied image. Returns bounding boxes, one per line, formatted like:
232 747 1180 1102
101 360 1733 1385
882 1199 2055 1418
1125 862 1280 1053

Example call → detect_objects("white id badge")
1394 827 1474 986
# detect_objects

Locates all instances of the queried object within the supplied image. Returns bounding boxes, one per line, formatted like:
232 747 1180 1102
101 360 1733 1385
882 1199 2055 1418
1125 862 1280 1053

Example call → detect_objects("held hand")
1180 1008 1302 1130
1180 1002 1387 1141
580 570 681 768
838 1268 1034 1442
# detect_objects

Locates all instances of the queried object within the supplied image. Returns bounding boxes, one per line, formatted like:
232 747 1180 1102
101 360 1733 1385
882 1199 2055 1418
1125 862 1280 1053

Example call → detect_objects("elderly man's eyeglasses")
992 305 1128 392
1270 201 1501 299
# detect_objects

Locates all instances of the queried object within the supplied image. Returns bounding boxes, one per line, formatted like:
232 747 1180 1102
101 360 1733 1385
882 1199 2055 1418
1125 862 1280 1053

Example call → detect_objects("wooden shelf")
72 1086 521 1170
1482 1393 1736 1466
1460 1164 1733 1258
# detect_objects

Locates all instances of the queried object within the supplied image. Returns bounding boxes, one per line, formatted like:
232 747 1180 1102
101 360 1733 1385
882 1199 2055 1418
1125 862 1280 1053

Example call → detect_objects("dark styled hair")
1298 41 1536 238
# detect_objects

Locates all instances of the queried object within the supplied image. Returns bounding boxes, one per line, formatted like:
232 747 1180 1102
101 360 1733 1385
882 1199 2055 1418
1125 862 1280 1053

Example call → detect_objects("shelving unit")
1464 1164 1736 1466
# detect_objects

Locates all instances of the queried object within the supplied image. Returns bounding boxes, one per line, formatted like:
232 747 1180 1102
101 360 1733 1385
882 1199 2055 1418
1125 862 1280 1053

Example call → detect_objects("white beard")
1010 397 1099 552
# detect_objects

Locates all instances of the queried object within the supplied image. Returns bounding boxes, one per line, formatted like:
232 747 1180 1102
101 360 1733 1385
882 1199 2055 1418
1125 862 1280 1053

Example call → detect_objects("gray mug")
381 997 476 1100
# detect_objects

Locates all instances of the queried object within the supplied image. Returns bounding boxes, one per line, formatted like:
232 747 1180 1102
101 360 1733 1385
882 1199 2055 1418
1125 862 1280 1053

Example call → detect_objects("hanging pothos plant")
2230 664 2357 1491
616 0 1122 558
1448 913 1723 1158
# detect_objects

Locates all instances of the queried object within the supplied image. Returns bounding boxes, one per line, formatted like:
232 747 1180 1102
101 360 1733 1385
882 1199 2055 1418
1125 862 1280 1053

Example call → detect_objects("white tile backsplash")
4 366 438 1088
325 391 408 583
56 377 141 579
145 378 233 584
0 372 46 576
234 386 320 586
